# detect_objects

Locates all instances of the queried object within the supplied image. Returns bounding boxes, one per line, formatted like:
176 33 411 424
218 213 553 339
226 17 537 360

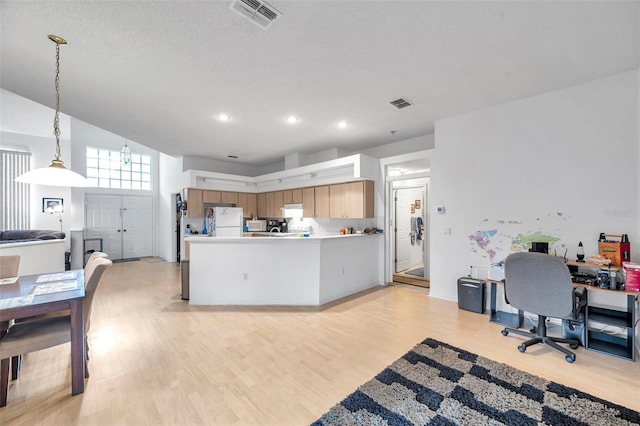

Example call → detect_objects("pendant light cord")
53 41 62 162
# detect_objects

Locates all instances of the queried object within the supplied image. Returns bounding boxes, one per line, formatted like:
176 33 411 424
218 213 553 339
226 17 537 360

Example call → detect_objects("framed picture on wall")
42 197 63 213
410 204 415 213
415 200 421 209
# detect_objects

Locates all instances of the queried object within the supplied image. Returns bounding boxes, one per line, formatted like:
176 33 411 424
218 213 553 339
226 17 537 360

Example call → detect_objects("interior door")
86 194 123 260
122 196 153 258
395 189 412 272
85 194 153 260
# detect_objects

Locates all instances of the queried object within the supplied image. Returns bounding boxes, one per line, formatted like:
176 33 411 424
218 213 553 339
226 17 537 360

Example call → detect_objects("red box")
623 262 640 292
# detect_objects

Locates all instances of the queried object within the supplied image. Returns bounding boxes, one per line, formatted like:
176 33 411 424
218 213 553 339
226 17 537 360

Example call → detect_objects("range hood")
282 203 302 218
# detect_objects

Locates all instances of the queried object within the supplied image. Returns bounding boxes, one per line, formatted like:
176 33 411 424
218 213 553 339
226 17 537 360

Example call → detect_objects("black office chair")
501 252 587 363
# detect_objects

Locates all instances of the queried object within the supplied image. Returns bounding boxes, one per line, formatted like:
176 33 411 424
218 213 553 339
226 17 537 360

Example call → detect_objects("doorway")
392 183 429 288
85 194 153 260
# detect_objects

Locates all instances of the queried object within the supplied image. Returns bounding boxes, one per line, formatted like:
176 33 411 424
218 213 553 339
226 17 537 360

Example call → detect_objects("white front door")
395 189 412 272
86 194 123 260
85 194 153 260
122 196 153 258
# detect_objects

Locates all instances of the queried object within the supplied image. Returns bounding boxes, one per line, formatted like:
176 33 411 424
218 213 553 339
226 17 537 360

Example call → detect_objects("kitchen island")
187 234 383 306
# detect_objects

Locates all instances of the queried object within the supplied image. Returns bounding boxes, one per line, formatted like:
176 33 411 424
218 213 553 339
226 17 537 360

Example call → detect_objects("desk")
487 277 638 361
0 270 85 396
487 279 524 328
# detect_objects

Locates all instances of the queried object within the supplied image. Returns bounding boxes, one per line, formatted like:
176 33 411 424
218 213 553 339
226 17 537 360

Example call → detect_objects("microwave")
246 220 267 232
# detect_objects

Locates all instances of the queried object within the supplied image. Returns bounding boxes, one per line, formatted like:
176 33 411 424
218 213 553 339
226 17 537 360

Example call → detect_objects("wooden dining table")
0 270 85 397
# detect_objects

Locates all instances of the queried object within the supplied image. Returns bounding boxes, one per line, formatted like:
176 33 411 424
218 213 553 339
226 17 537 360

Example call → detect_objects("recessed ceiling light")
217 113 231 121
285 115 299 124
338 121 348 128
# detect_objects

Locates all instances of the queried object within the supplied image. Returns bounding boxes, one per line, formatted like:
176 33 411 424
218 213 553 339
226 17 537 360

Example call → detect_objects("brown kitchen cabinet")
302 187 315 218
237 192 257 218
283 188 303 204
220 191 238 205
329 181 374 218
202 190 221 204
314 185 330 218
184 189 203 218
257 193 267 218
265 191 284 217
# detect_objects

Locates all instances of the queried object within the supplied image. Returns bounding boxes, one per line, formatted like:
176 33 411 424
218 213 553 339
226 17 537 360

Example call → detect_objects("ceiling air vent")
390 98 413 109
229 0 282 29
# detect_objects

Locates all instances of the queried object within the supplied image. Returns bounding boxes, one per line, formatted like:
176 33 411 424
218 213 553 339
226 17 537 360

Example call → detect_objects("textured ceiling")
1 1 638 167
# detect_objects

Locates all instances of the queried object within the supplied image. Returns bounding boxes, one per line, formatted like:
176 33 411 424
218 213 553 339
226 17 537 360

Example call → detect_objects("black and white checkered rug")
313 338 640 426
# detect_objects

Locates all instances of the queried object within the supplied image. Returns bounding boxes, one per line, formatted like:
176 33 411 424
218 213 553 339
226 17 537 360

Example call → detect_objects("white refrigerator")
208 207 243 237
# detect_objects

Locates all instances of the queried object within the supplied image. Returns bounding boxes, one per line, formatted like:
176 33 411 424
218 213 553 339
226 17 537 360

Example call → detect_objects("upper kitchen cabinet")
283 188 303 204
221 191 238 205
257 193 267 218
265 191 285 217
314 186 330 218
329 181 374 218
302 187 315 218
184 189 203 218
202 190 221 204
237 192 257 218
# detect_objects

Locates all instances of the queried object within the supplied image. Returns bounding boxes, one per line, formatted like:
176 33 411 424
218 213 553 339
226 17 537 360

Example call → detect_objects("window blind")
1 150 31 230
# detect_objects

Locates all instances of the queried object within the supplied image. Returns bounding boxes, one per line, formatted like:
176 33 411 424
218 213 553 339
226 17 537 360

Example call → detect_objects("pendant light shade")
15 161 93 187
15 35 92 187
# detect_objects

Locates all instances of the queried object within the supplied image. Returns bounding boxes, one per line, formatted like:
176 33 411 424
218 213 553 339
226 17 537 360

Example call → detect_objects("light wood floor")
1 260 638 425
392 267 430 288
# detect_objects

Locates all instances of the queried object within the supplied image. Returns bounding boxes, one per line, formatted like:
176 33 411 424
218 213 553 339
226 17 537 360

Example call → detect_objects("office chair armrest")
572 285 587 319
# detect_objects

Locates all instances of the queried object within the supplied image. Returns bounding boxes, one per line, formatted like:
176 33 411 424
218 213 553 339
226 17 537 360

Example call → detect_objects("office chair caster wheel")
565 354 575 363
501 330 508 336
570 344 579 349
518 345 526 353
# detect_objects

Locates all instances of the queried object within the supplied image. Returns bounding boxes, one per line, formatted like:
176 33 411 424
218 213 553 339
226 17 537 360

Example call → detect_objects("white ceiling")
1 1 638 168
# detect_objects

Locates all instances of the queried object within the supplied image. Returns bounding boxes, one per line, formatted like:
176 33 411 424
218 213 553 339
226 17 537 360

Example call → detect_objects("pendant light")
15 35 92 187
121 140 132 166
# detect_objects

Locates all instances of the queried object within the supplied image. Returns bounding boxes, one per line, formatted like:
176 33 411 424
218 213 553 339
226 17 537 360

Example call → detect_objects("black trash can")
65 249 71 271
181 259 190 300
457 277 485 314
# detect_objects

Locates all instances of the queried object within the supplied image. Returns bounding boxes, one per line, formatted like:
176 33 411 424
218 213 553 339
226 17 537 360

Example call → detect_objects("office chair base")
502 316 579 363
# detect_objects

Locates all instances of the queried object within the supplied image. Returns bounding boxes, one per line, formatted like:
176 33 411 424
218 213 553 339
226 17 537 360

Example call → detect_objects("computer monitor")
530 242 549 254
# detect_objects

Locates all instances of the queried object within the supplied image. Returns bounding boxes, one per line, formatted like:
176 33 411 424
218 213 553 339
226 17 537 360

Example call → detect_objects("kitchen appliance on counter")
207 207 243 237
266 219 288 233
246 219 267 232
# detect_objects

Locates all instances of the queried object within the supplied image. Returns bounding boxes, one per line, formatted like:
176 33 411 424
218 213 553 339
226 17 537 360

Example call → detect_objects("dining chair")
9 252 109 380
0 256 20 338
0 255 20 279
0 258 113 407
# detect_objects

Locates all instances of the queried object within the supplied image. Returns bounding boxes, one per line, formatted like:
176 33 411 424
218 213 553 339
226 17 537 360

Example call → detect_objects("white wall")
430 70 639 302
0 90 72 245
158 152 185 262
68 119 160 260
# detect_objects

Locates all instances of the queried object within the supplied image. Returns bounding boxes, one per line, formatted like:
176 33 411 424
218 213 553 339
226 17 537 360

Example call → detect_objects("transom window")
86 147 152 190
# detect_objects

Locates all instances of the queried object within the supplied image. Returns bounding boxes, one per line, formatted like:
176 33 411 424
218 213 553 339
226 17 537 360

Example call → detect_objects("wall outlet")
341 267 345 275
243 272 248 280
